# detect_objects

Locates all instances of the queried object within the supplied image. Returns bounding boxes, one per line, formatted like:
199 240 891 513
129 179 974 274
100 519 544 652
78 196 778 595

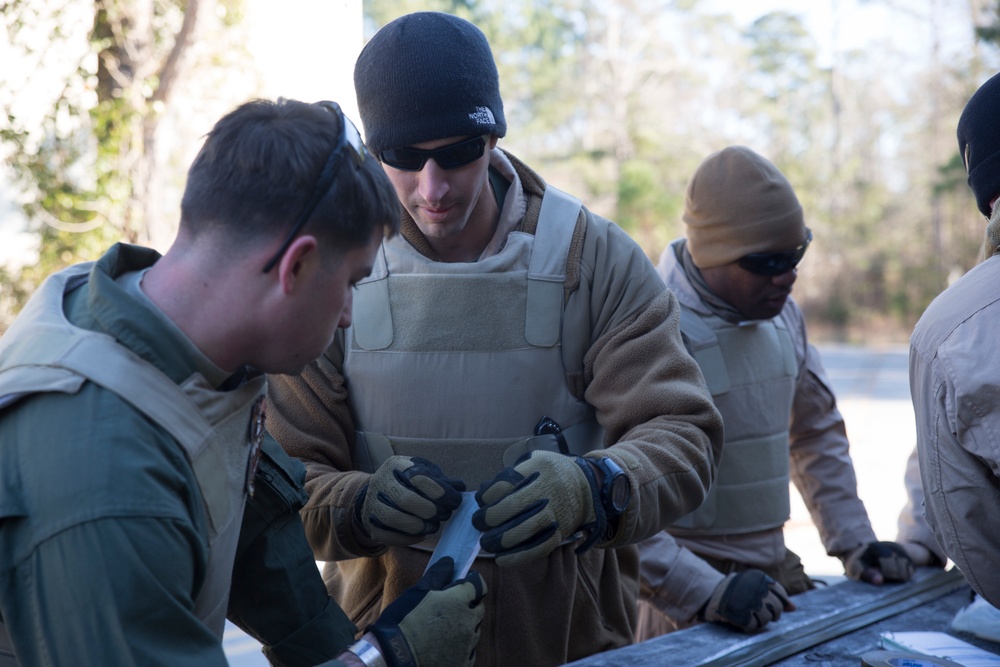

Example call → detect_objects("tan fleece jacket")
266 148 723 667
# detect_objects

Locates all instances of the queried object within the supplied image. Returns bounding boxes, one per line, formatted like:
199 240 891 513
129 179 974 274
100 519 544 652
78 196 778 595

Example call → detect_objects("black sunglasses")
738 228 813 277
379 135 488 172
262 100 367 274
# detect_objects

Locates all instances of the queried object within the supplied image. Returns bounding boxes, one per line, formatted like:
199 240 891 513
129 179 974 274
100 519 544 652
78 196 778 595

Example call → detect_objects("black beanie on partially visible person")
957 70 1000 217
354 12 507 157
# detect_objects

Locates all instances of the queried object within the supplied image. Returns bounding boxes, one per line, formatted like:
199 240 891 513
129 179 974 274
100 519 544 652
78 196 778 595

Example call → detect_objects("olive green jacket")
0 244 355 667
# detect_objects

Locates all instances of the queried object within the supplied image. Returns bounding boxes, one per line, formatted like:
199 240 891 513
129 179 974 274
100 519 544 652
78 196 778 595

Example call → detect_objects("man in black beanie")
267 11 725 667
910 70 1000 610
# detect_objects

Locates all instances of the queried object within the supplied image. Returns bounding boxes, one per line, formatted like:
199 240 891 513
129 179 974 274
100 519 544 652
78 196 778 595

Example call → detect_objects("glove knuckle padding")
706 570 783 632
400 458 466 508
880 555 914 582
473 451 595 567
474 471 535 526
362 456 463 542
402 470 446 501
846 541 915 582
872 541 915 581
475 469 526 509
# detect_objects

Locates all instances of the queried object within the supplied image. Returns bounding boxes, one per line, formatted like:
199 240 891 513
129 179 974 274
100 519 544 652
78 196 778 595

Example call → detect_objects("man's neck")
432 178 500 262
141 245 249 373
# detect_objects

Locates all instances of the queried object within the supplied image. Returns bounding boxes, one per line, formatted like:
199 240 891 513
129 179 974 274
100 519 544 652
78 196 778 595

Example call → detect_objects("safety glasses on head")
737 228 813 277
262 100 367 274
379 135 488 172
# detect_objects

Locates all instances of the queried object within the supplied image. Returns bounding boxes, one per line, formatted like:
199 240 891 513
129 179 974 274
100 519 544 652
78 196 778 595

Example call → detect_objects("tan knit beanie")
683 146 806 269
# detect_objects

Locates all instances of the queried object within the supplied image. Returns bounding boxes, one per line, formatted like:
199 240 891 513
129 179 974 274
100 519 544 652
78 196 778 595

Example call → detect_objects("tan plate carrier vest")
0 264 263 659
670 305 798 535
344 187 605 553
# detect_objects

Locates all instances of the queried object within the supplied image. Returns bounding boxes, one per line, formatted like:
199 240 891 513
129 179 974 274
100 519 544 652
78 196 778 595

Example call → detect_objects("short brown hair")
180 98 399 252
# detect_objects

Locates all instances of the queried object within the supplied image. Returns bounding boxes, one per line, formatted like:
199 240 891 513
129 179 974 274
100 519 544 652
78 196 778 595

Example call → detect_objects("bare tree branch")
152 0 201 106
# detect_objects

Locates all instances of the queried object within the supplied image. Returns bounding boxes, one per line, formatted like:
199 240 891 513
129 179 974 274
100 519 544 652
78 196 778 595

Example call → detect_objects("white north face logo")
469 106 496 125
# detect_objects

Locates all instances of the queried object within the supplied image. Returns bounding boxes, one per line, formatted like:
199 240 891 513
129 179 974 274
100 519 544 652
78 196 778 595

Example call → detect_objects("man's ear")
276 235 320 295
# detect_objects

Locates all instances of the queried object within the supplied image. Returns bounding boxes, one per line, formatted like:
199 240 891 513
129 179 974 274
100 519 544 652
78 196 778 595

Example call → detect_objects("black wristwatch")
591 456 630 536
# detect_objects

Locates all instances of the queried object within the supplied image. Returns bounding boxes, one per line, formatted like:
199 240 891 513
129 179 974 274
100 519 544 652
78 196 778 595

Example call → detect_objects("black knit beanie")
354 12 507 157
957 71 1000 217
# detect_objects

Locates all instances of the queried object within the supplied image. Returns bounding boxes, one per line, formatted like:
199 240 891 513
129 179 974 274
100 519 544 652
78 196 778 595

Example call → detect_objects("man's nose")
772 268 798 287
417 158 451 203
339 291 354 329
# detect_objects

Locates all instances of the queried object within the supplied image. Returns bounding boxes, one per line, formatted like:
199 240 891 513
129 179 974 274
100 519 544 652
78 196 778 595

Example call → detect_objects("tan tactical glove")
369 557 487 667
842 541 915 584
355 456 465 546
473 450 603 568
700 570 794 633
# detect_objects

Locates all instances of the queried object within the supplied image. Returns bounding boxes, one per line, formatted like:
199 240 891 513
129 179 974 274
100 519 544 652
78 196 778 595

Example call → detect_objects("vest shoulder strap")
677 304 731 395
526 185 581 347
0 328 214 456
352 245 393 351
60 335 214 452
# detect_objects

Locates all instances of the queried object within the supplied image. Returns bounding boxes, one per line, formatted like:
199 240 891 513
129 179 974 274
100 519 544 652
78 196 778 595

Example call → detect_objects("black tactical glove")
700 570 793 633
473 450 603 567
355 456 466 546
842 541 915 584
369 557 487 667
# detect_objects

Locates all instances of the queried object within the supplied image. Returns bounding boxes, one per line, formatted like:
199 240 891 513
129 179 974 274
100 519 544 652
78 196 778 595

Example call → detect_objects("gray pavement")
786 343 916 577
817 343 911 401
223 623 269 666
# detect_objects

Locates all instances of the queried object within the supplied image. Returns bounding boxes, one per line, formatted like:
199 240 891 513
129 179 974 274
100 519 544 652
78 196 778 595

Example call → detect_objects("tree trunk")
93 0 201 245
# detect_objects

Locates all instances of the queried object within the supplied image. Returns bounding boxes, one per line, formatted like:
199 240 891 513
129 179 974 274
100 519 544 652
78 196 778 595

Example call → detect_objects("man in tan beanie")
635 146 915 639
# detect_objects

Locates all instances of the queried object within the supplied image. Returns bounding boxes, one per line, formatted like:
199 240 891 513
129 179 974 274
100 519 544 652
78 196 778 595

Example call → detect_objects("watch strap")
574 457 608 553
592 456 628 539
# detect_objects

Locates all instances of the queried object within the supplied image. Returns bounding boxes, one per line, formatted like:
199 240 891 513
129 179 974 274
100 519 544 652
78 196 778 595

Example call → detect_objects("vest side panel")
671 315 797 534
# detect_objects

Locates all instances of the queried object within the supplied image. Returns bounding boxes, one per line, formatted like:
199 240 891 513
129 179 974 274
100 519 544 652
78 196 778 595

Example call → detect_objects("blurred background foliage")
2 0 1000 342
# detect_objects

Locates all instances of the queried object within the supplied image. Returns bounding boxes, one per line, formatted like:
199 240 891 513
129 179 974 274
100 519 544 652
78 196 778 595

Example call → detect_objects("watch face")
609 475 630 513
